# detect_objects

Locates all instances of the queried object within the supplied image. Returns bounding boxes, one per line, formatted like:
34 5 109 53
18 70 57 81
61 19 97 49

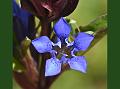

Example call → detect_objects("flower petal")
50 50 57 58
45 58 61 76
68 56 87 73
13 0 31 30
32 36 53 53
13 0 20 16
53 17 71 41
74 32 94 51
60 54 69 64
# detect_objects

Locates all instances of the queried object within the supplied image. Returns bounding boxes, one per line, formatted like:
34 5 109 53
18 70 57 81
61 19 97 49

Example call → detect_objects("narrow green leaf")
77 14 107 32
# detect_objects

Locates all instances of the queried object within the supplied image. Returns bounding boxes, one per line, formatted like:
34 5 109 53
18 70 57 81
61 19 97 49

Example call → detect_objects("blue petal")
45 58 61 76
13 0 20 16
53 17 71 41
74 32 94 51
68 56 87 73
32 36 53 53
60 54 69 64
13 0 31 30
50 50 57 58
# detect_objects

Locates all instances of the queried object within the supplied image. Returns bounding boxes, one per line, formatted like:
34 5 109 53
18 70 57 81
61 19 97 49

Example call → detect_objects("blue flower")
32 17 94 76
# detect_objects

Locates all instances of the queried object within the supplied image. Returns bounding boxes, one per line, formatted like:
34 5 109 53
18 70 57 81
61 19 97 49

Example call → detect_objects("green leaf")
78 14 107 32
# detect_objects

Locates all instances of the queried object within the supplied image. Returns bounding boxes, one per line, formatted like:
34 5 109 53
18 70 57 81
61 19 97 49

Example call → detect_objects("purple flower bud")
61 0 79 17
21 0 79 22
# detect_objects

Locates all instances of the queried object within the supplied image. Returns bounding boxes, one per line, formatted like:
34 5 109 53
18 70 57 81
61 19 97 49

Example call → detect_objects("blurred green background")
13 0 107 89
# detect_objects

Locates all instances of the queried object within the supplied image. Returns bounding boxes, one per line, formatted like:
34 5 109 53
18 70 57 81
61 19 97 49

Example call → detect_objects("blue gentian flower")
32 17 94 76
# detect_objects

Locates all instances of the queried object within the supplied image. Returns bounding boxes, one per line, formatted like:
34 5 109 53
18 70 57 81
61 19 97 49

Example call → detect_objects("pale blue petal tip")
32 36 53 53
74 32 94 51
53 17 71 40
45 58 61 76
68 56 87 73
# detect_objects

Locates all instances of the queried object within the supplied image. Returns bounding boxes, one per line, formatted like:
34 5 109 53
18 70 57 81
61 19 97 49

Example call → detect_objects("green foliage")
79 14 107 32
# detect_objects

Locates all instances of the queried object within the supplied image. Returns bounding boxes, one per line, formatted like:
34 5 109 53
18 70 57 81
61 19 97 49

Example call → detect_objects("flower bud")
21 0 79 22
